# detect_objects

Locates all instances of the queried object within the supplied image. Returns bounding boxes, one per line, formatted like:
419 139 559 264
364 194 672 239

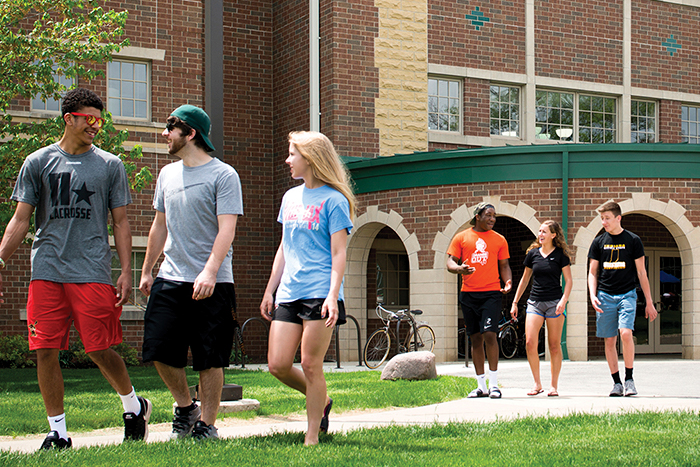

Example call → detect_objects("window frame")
489 84 521 138
428 76 462 133
535 89 618 144
630 99 657 143
681 104 700 144
375 251 410 310
30 68 76 114
111 248 147 310
107 59 151 121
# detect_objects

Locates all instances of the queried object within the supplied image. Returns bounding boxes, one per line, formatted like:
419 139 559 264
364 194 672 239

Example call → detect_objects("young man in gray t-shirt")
139 105 243 440
0 88 151 450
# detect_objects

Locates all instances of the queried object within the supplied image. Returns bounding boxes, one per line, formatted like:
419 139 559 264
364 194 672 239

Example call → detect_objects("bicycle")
363 304 436 369
498 315 546 359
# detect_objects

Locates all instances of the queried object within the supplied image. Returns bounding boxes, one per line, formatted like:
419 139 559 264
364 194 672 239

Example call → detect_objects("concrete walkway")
2 356 698 453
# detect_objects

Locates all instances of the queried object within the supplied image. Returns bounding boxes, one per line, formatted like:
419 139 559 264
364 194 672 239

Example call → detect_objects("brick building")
2 0 700 363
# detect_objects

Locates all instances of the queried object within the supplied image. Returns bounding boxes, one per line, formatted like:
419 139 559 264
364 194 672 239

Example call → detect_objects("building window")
578 95 616 143
490 85 520 137
376 252 409 309
682 105 700 144
107 60 149 120
536 90 616 143
111 249 146 308
535 90 574 141
31 69 75 113
631 100 656 143
428 77 460 132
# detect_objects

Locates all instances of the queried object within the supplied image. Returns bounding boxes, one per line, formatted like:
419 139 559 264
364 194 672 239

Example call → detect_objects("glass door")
634 250 682 354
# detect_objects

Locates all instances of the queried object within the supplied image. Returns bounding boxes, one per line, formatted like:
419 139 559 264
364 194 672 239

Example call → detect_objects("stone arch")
339 206 421 362
570 193 700 360
429 196 543 361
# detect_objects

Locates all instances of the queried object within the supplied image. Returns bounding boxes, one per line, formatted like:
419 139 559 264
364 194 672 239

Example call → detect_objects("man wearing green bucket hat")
139 104 243 440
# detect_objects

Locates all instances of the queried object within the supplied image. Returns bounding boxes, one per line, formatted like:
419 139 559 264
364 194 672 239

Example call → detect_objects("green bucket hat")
170 104 215 152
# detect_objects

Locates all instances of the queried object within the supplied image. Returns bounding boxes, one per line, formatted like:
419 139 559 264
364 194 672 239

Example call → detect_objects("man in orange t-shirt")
447 202 512 399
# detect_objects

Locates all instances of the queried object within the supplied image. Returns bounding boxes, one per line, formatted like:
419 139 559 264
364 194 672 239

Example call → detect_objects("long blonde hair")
526 220 572 259
288 131 357 220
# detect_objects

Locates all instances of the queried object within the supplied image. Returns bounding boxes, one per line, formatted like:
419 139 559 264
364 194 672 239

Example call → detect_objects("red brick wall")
631 0 700 93
464 78 491 138
320 0 380 159
535 0 623 84
428 0 527 73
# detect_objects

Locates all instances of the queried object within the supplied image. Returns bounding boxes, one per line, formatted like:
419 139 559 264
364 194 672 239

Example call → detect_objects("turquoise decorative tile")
662 34 681 56
466 7 490 31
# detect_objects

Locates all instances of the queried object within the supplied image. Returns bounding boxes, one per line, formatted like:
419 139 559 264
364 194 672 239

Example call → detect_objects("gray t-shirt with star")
12 143 132 284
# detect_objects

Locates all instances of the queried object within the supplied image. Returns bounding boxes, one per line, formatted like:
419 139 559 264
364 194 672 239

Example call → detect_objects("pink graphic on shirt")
283 200 326 230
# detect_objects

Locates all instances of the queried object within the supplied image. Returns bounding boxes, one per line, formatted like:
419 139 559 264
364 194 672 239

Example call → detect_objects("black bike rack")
239 317 270 369
333 314 364 368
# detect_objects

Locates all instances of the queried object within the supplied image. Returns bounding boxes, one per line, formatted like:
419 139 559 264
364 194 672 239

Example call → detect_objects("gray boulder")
380 351 437 381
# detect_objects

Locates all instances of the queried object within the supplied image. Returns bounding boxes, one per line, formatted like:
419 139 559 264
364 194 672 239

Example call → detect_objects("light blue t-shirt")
154 157 243 283
275 184 353 304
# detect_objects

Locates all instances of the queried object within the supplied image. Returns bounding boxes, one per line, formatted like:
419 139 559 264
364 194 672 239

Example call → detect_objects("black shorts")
142 278 236 371
460 291 502 335
273 299 347 326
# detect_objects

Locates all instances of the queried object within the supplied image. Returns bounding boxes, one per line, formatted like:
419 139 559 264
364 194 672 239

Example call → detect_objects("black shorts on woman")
142 278 237 371
273 298 347 326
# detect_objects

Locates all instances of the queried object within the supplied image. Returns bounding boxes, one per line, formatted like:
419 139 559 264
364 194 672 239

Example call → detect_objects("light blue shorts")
525 299 565 319
595 289 637 338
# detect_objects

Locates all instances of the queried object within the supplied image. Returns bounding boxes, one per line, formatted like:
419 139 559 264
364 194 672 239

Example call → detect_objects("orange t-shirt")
447 228 510 292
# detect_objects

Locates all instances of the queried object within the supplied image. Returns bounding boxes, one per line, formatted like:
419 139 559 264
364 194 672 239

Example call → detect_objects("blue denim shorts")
595 289 637 338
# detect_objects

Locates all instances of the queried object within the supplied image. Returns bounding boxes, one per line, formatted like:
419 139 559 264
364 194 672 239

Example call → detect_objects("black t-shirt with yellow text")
588 230 645 295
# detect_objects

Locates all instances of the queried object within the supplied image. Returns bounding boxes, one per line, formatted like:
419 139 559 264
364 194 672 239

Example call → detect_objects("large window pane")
428 77 461 133
681 105 700 144
490 84 521 137
107 60 150 120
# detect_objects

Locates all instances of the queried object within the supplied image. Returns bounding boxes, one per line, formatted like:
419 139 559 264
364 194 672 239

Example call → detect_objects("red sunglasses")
70 112 105 129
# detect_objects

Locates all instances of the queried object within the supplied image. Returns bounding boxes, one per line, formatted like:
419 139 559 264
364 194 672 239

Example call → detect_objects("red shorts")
27 281 123 352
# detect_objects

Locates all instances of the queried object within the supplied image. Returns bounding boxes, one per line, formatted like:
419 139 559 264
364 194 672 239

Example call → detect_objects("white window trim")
428 75 463 134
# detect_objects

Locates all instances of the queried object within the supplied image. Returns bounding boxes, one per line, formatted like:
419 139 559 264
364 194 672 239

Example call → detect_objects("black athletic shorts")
460 291 502 335
142 278 236 371
273 299 347 326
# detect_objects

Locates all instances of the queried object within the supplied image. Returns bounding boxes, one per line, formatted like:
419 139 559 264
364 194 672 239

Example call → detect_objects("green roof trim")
345 143 700 194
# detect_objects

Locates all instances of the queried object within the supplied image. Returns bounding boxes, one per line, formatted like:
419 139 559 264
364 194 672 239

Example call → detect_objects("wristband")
0 258 5 270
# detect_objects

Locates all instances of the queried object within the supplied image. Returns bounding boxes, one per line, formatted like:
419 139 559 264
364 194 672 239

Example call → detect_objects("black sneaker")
171 402 202 439
39 431 72 451
123 396 152 441
192 420 219 440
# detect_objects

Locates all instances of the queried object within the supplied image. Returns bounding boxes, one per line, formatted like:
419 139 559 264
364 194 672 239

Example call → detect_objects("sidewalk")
2 357 698 453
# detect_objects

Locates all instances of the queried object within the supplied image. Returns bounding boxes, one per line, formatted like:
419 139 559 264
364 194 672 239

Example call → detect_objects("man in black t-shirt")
588 201 657 397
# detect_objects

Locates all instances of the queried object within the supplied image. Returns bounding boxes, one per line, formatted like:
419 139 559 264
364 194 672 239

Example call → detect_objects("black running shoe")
39 431 72 451
123 396 152 441
192 420 219 440
171 402 201 439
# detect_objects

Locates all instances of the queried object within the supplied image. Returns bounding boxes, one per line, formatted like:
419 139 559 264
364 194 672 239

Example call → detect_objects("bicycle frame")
376 304 420 354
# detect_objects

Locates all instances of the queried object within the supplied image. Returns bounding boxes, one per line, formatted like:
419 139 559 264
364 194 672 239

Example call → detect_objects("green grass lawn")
0 367 475 436
1 412 698 466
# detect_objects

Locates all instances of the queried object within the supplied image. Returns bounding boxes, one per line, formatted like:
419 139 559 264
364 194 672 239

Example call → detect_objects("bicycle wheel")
407 325 436 352
457 327 466 359
364 329 391 369
499 325 518 359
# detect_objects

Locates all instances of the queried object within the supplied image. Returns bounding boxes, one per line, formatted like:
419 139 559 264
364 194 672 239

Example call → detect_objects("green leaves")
0 0 151 236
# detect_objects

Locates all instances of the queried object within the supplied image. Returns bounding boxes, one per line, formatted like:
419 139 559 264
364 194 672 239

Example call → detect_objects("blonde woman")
510 220 572 397
260 131 355 445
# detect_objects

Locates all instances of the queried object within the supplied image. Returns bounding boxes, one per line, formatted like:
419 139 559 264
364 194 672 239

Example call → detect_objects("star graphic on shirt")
73 182 95 205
